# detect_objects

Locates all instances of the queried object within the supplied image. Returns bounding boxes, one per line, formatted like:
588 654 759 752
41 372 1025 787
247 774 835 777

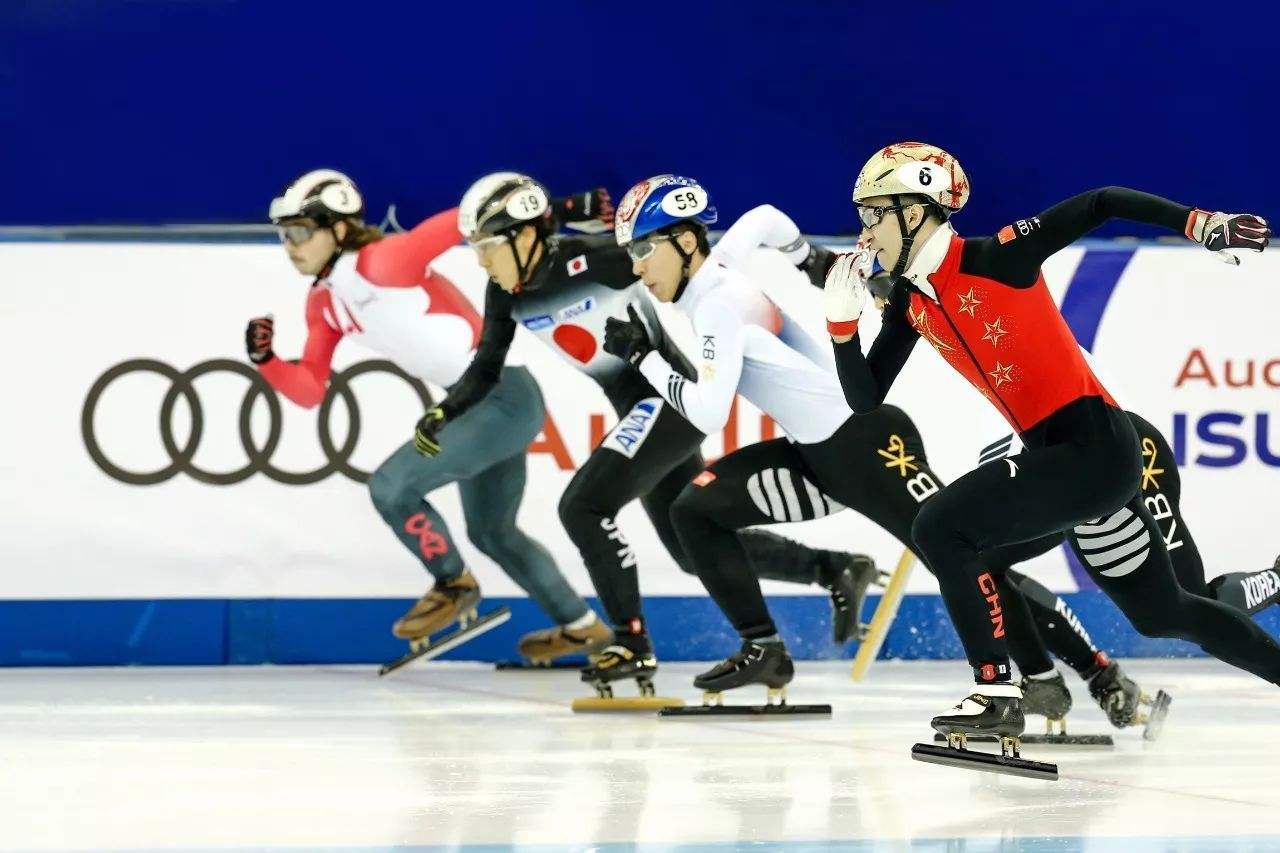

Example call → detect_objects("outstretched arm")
978 187 1270 286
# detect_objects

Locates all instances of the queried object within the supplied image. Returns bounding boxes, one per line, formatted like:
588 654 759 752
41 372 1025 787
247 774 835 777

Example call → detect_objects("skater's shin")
670 486 778 638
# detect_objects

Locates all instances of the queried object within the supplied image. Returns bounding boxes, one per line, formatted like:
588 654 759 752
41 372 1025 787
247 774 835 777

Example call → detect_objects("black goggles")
856 203 912 230
626 233 679 262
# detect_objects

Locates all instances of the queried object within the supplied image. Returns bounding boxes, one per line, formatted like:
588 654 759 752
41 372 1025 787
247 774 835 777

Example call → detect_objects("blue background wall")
6 1 1277 234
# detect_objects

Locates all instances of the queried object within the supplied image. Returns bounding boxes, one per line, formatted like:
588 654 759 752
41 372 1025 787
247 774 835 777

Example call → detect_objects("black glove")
1186 209 1270 264
554 188 615 229
245 316 275 365
797 243 836 288
603 305 654 367
414 407 446 457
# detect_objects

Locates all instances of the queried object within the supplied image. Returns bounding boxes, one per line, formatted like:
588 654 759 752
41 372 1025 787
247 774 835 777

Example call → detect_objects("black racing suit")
438 233 837 639
984 412 1280 677
834 187 1280 687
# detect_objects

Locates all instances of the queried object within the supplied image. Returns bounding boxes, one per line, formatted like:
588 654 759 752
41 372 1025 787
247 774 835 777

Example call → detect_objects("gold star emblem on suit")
957 288 982 317
982 316 1009 347
987 361 1015 389
1140 437 1164 491
877 434 918 477
907 304 955 353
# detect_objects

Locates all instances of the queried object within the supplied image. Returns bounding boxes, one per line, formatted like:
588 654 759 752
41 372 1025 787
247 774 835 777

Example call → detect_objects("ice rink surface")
4 659 1278 852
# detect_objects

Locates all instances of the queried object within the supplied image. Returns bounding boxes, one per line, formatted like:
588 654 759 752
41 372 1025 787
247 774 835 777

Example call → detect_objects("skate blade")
852 548 915 682
571 696 684 713
378 607 511 676
933 732 1113 747
911 743 1059 781
494 658 587 671
1141 690 1173 742
659 703 832 720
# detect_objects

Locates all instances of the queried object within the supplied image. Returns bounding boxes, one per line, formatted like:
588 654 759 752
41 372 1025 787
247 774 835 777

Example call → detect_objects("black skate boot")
572 632 682 713
1087 660 1172 741
661 640 831 719
819 553 884 644
933 670 1113 745
912 683 1059 780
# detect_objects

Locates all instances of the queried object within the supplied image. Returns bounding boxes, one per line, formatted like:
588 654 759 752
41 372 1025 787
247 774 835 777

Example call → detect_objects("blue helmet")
615 175 718 246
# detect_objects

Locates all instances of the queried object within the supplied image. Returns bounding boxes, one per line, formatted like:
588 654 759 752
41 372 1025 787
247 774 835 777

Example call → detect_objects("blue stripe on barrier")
1 594 1276 666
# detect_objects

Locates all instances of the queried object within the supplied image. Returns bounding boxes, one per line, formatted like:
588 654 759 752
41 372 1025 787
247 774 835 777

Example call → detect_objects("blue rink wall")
5 593 1279 666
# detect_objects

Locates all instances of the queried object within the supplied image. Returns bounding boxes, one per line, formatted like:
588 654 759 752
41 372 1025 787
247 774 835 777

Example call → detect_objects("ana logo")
558 296 595 321
566 255 588 276
604 397 663 459
521 314 555 331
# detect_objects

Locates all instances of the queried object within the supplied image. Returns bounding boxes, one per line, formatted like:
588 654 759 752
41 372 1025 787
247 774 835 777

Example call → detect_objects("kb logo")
81 359 433 486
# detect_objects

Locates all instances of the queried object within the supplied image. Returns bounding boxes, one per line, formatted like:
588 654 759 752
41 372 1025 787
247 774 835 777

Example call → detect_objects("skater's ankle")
972 662 1013 685
1023 667 1060 682
1081 651 1112 682
566 611 598 631
747 633 784 646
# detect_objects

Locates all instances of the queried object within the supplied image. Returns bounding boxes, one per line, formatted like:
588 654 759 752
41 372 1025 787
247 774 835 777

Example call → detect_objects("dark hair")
663 221 711 255
336 218 383 250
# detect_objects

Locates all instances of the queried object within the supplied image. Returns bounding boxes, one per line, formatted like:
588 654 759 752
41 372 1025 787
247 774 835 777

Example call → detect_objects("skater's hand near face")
1185 209 1270 265
245 315 275 365
798 243 837 288
603 305 654 367
824 248 871 341
414 407 446 457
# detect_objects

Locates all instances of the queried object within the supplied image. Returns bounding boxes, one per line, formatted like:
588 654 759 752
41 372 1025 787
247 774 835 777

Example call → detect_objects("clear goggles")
468 233 512 254
625 233 678 262
277 222 320 245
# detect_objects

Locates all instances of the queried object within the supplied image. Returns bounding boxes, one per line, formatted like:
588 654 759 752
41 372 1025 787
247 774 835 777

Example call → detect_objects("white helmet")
457 172 552 241
269 169 364 224
852 142 970 215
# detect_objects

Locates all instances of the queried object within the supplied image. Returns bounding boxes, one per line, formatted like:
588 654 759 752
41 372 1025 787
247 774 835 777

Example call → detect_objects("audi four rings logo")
82 359 433 486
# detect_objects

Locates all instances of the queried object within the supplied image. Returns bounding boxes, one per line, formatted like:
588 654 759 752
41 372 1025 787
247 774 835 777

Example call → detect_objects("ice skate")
572 634 683 713
933 671 1112 746
500 619 614 670
820 553 885 644
912 683 1059 780
1087 660 1172 741
379 571 510 676
851 548 915 681
660 640 831 719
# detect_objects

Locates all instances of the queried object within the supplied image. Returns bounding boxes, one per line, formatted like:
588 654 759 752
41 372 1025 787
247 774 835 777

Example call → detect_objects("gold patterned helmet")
852 142 970 216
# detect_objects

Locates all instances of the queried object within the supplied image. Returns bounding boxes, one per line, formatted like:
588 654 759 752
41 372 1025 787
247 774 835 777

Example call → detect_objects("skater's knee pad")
368 467 413 519
669 482 715 531
910 500 951 560
466 524 520 561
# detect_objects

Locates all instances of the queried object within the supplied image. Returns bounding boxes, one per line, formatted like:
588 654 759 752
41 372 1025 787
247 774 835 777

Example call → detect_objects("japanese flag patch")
566 254 588 276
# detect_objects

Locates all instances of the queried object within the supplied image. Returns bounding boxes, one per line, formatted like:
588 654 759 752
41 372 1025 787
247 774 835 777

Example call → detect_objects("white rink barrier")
2 238 1278 663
